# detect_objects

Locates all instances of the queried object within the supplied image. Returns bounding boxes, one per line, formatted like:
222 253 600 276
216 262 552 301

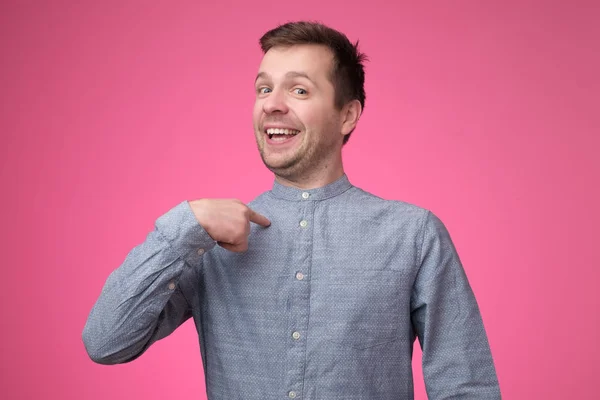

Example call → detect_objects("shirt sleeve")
82 200 216 365
411 210 501 399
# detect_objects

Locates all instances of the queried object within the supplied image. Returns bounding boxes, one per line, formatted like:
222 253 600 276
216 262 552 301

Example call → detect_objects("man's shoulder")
247 189 272 206
349 186 430 219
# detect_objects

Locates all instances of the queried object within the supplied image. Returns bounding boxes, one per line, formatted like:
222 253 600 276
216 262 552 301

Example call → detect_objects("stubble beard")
255 128 338 182
256 135 309 180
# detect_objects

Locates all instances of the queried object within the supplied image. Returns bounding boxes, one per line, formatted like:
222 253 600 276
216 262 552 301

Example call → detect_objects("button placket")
284 200 313 400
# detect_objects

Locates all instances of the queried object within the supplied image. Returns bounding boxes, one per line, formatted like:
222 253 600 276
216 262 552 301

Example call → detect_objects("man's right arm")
82 198 270 365
82 200 216 365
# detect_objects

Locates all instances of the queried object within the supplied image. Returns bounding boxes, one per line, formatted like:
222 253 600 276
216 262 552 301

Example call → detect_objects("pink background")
1 1 598 399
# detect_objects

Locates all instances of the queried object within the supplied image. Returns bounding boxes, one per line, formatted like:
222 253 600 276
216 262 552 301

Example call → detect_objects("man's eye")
258 87 272 94
293 88 307 95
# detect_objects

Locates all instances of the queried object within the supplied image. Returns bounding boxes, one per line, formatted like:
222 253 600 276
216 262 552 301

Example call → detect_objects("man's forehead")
257 44 333 80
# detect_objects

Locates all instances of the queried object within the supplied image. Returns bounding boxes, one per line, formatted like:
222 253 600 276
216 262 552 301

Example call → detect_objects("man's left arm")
411 210 501 399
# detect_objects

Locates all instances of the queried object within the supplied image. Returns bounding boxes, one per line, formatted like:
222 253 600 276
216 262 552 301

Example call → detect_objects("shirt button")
292 331 301 340
295 272 304 280
288 391 297 398
167 281 176 290
299 220 308 228
197 248 205 255
301 192 310 199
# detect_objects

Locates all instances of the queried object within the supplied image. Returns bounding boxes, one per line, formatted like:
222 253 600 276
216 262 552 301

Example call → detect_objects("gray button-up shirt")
83 175 500 399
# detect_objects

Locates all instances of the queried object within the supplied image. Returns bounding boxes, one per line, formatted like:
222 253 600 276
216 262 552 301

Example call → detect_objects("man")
83 21 501 399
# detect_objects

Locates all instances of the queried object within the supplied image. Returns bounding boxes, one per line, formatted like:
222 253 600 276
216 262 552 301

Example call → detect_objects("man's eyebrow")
255 72 269 83
284 71 315 84
255 71 317 86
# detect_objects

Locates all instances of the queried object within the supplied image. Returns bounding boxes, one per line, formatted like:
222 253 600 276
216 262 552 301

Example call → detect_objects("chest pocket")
323 269 405 350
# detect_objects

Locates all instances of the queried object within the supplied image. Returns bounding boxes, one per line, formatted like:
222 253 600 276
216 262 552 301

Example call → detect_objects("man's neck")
274 165 345 190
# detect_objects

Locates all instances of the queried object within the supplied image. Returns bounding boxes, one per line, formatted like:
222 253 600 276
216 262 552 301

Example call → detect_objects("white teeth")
266 128 300 135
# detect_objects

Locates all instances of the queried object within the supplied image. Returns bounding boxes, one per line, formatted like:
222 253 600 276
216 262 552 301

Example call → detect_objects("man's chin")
261 155 301 176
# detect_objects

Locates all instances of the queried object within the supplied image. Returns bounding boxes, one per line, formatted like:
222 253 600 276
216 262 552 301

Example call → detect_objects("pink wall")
1 1 598 399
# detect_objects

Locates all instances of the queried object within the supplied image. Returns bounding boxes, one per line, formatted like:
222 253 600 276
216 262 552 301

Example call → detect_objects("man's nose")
263 89 289 114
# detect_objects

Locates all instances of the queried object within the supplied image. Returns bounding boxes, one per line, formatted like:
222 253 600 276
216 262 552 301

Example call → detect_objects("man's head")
253 21 367 183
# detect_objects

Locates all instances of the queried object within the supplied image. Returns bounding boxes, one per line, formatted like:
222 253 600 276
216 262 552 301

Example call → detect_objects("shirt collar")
270 174 353 201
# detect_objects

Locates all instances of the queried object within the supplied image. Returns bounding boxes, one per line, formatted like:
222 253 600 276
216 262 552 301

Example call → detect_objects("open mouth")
265 128 300 142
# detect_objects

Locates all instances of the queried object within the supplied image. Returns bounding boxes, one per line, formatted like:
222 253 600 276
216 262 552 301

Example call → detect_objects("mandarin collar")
270 174 353 201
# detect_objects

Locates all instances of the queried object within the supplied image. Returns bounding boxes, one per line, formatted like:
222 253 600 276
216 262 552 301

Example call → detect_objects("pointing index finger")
248 208 271 227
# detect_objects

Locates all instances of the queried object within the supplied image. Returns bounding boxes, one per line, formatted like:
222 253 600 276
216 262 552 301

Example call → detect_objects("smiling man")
253 42 360 188
83 22 501 399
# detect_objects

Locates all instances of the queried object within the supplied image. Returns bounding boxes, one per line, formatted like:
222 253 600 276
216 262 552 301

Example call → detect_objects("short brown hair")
259 21 367 144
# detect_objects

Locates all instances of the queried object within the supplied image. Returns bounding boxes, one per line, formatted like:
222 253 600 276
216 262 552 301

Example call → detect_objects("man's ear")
341 99 362 137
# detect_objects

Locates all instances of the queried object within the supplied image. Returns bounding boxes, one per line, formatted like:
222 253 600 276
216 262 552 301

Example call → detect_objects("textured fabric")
83 174 500 399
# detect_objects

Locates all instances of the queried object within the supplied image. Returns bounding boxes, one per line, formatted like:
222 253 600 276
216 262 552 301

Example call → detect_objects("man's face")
253 44 344 180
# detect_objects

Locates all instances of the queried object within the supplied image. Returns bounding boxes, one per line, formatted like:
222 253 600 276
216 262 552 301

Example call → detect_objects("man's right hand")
188 199 271 252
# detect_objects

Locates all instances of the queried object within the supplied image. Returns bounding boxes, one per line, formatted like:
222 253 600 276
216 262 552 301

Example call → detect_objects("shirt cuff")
154 200 216 263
